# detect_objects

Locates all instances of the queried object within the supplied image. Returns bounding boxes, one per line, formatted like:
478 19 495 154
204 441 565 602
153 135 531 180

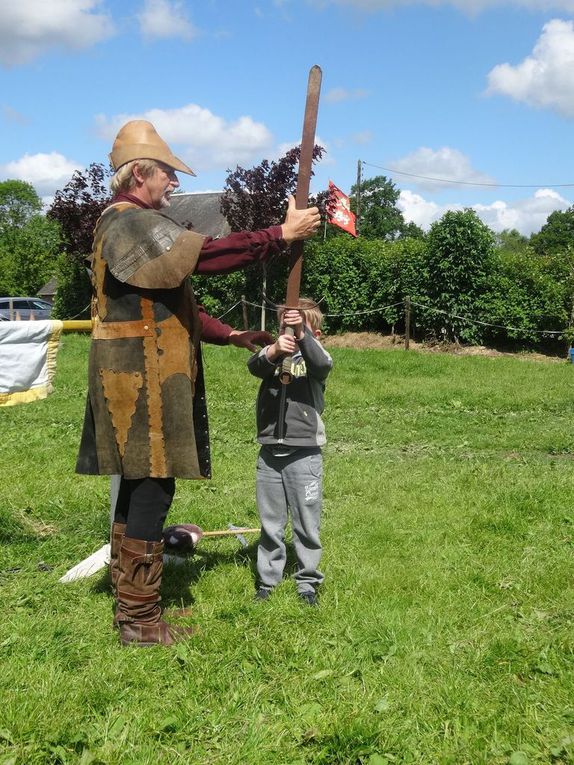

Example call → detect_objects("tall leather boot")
116 536 197 647
110 522 126 591
110 522 126 628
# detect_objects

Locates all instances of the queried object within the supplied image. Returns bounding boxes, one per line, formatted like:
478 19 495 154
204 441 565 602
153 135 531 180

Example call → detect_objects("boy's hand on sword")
281 309 304 339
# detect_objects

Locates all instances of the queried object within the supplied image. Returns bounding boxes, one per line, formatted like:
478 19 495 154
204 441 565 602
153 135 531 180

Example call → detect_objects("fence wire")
224 296 567 339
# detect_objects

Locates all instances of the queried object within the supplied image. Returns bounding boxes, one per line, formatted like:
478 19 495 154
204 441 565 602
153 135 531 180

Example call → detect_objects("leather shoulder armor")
98 206 185 283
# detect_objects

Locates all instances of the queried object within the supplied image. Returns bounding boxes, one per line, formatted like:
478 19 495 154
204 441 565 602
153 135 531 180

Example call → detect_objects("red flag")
327 180 357 237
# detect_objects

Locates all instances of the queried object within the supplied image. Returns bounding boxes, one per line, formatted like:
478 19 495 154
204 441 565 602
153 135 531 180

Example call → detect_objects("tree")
202 146 325 326
0 180 42 232
530 206 574 256
48 163 111 261
351 174 422 241
424 208 495 343
47 163 112 318
220 145 325 232
0 180 61 296
401 220 425 240
495 228 529 254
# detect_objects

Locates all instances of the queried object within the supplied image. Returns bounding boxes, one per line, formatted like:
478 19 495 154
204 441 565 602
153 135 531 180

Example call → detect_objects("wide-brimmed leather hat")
109 120 195 176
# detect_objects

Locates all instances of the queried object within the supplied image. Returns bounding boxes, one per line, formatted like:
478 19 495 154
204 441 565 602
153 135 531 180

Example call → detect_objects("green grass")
1 335 573 765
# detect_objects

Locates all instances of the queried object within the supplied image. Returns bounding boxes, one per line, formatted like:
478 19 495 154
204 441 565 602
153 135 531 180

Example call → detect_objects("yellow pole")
62 320 92 332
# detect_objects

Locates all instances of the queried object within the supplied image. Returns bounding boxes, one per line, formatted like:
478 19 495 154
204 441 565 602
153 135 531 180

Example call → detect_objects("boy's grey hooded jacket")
247 328 333 447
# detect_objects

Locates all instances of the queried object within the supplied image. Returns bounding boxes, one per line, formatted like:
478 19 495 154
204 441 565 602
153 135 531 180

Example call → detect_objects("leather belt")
92 319 155 339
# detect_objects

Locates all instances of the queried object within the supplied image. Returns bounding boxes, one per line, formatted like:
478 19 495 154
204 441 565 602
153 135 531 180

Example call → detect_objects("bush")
424 210 495 344
188 218 573 352
52 254 91 320
302 236 426 333
478 248 573 350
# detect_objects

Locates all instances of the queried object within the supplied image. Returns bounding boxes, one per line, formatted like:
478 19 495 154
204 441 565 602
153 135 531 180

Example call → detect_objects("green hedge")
191 234 573 351
55 231 573 351
477 249 572 347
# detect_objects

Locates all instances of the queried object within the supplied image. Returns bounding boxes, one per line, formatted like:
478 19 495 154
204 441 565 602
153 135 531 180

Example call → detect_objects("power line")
361 160 574 189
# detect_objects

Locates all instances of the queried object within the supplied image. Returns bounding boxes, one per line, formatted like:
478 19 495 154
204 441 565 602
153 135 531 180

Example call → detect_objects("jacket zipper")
277 374 288 442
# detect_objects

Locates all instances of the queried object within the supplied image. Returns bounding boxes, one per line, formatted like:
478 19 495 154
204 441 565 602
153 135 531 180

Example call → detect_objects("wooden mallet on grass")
162 524 260 554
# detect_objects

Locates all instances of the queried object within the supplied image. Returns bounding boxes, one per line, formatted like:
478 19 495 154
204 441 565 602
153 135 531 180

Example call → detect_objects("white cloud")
0 152 82 196
0 0 114 67
315 0 574 12
390 147 495 190
325 87 369 103
351 130 373 144
2 106 29 125
277 133 330 153
486 19 574 116
275 135 334 170
137 0 198 41
95 105 274 171
473 188 570 233
398 189 456 230
398 187 570 234
276 141 300 156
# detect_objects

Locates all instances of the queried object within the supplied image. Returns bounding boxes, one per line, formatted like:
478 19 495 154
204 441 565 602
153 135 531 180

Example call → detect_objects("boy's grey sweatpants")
256 445 324 594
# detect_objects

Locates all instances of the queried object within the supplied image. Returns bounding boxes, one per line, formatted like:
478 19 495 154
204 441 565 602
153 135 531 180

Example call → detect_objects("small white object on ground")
59 544 110 582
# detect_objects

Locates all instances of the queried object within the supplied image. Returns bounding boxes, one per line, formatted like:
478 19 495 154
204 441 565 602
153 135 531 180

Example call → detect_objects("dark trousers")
113 477 175 541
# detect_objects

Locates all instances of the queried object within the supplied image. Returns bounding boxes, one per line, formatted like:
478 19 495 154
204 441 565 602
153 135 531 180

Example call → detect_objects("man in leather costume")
75 120 320 646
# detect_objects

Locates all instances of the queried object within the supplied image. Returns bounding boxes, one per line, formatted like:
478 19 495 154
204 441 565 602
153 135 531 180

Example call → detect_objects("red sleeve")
195 226 286 274
198 305 233 345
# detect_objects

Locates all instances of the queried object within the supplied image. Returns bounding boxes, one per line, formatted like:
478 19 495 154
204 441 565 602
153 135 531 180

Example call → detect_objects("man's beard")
159 184 175 208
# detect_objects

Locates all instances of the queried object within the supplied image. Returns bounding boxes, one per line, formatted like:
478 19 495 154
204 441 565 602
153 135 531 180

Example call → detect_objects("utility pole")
355 159 362 237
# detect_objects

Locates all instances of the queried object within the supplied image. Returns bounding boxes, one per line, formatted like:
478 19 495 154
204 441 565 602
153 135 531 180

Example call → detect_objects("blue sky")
2 0 574 235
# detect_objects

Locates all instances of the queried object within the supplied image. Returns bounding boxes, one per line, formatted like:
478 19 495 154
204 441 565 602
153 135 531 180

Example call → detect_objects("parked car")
0 297 53 321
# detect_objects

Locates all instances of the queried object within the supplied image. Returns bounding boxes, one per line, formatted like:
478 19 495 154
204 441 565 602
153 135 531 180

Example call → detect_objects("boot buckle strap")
122 547 162 564
117 588 159 603
133 552 161 565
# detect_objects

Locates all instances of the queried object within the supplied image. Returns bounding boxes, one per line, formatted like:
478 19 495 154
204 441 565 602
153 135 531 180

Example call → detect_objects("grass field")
1 334 573 765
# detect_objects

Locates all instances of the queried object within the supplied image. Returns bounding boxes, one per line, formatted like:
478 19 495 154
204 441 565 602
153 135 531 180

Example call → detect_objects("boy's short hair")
278 297 324 332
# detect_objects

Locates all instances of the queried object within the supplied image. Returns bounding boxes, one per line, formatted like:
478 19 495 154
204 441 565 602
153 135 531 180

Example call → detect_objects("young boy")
247 298 333 606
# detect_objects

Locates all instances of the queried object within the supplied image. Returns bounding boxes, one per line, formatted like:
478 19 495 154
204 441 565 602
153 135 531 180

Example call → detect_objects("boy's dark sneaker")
298 590 318 607
254 587 271 601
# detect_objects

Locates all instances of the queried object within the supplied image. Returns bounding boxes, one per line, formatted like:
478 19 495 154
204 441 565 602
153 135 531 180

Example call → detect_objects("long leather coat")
76 201 283 480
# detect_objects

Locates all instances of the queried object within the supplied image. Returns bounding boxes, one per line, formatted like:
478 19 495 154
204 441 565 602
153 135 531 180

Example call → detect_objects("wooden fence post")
405 296 411 350
241 295 249 330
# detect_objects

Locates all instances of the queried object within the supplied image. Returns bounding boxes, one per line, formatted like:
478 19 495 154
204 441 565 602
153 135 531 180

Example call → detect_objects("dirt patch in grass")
322 332 568 363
